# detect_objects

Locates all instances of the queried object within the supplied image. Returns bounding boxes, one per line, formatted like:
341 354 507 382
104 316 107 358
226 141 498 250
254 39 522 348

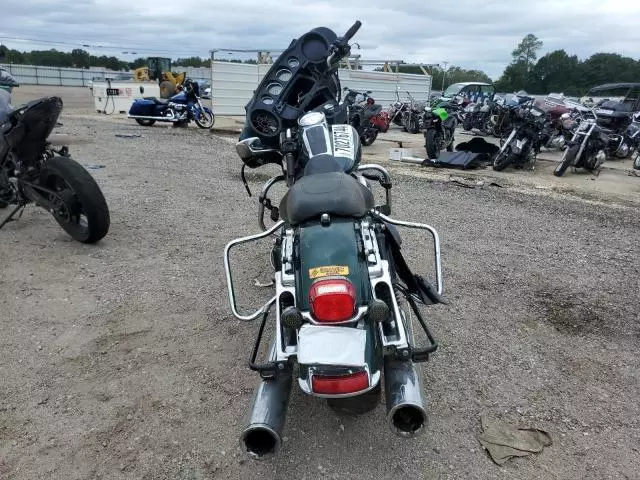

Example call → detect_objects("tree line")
0 46 255 71
2 40 638 95
494 34 640 95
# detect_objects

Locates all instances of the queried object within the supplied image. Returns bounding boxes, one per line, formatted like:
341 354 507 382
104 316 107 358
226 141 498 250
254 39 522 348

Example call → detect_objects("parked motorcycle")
402 91 425 134
224 21 446 459
422 103 460 159
462 99 492 134
553 114 611 177
0 91 110 243
127 78 214 128
343 88 382 146
493 98 548 171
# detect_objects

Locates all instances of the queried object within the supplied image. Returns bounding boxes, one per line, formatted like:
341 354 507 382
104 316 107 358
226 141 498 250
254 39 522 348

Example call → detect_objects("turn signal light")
309 278 356 323
312 371 369 395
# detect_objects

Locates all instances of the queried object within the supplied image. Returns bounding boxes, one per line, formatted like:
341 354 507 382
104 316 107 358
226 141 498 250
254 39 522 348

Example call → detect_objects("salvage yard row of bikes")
1 20 639 463
343 84 640 176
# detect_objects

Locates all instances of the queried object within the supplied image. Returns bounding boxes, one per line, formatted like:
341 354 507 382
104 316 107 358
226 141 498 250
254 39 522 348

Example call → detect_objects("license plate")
297 324 366 367
106 88 119 96
515 139 527 149
596 109 614 115
530 108 542 116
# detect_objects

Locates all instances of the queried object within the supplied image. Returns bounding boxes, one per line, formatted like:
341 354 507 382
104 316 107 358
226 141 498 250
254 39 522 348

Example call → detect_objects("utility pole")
440 61 449 92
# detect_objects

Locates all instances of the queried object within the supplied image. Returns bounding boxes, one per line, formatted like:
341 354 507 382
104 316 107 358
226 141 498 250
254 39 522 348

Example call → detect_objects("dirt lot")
1 86 639 479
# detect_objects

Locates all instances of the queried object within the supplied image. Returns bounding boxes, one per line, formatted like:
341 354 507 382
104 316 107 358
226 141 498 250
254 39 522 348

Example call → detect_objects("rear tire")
463 116 473 131
633 152 640 170
554 145 579 177
327 383 382 415
135 119 156 126
39 156 110 243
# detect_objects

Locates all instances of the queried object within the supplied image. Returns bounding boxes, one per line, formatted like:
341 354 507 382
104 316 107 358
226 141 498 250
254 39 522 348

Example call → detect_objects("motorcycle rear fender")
294 218 372 313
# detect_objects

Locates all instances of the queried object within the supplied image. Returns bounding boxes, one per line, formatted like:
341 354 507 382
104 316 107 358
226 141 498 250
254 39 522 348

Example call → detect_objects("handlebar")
327 20 362 67
343 20 362 41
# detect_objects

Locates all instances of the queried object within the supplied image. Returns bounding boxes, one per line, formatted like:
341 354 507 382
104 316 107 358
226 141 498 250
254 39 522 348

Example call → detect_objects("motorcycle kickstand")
0 204 26 230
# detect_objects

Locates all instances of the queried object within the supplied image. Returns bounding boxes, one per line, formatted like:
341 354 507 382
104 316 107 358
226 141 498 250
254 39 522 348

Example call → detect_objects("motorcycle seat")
365 104 383 118
279 171 374 225
143 97 169 105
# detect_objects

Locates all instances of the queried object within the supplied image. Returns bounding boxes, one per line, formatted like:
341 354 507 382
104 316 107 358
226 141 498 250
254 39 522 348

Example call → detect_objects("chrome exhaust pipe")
240 370 292 460
383 356 427 437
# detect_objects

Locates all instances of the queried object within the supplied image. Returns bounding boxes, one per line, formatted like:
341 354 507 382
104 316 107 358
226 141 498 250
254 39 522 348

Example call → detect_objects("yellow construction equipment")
133 57 187 98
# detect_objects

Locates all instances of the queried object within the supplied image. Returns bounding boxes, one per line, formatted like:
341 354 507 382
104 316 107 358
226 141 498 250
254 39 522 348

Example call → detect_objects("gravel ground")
1 98 639 479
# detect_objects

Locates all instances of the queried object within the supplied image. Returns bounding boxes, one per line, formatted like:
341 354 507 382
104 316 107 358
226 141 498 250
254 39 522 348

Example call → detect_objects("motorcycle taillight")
309 278 356 323
312 371 369 395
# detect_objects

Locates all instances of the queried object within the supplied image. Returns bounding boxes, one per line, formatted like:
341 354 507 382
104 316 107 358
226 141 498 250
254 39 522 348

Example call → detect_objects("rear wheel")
327 382 382 415
39 156 110 243
463 116 473 131
633 152 640 170
554 145 579 177
135 118 156 126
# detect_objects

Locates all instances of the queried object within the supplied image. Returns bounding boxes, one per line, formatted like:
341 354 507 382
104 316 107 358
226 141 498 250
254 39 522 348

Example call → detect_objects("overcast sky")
1 0 639 79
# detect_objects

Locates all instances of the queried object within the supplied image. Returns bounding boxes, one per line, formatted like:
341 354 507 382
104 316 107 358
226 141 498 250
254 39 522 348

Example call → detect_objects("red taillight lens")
312 371 369 395
309 278 356 323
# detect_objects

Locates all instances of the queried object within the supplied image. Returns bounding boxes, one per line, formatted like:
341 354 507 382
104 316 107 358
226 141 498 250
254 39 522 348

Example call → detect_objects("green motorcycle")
223 21 447 459
422 104 460 159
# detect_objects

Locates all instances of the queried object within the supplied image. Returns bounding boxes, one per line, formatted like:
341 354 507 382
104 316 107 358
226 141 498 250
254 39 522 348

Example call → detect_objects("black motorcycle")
402 91 425 134
422 103 460 159
224 21 446 459
493 99 548 171
553 115 612 177
343 88 382 146
462 100 492 134
0 92 110 243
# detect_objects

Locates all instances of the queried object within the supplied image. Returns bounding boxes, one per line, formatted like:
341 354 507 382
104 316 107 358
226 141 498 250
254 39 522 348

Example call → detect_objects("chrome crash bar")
223 220 284 321
373 212 443 295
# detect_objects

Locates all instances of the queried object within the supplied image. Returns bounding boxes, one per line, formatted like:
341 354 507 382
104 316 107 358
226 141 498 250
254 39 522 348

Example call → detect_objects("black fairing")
240 27 341 149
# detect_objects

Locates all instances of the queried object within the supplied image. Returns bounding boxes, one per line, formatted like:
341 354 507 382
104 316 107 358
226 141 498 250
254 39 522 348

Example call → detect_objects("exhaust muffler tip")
387 403 427 437
240 424 282 460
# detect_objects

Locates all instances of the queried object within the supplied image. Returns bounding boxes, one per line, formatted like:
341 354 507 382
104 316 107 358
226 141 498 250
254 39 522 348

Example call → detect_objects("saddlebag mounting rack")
395 283 439 363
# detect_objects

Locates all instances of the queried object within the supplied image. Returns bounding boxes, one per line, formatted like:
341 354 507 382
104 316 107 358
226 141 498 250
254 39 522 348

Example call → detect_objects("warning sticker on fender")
309 265 349 279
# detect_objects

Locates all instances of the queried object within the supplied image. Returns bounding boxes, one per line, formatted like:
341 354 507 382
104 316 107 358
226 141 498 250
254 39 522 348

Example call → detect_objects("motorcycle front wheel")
425 129 441 159
493 151 514 171
360 128 378 146
194 110 215 129
38 156 110 243
553 145 579 177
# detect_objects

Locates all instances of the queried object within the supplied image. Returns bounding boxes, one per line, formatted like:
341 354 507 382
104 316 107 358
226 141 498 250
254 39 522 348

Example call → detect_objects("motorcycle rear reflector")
312 371 369 395
309 278 356 323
